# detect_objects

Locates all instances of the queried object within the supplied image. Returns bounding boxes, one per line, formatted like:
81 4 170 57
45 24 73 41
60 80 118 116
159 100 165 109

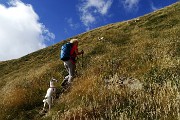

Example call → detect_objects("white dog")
43 78 58 111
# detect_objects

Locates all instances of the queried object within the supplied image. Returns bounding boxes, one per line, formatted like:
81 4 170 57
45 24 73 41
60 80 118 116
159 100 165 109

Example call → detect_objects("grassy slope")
0 2 179 120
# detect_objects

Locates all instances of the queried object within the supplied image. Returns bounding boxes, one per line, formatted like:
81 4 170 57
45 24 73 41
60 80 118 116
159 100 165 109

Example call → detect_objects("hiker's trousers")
63 60 75 83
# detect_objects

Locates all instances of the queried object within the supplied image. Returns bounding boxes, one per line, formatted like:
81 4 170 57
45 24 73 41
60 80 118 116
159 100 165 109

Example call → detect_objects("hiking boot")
61 79 68 87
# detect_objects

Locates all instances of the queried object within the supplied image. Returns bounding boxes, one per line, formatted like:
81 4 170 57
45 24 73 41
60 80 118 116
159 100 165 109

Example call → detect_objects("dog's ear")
51 77 56 81
55 79 58 82
51 78 58 82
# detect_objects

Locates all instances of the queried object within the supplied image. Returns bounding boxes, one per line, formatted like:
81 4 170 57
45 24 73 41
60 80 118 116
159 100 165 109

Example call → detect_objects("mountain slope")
0 2 179 120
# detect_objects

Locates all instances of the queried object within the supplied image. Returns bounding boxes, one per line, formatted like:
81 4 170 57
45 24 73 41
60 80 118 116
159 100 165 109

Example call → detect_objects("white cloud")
150 3 159 11
122 0 140 11
78 0 113 30
0 0 55 61
66 18 79 30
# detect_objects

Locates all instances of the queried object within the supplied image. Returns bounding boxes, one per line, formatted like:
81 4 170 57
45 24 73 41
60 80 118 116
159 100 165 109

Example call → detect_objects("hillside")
0 2 180 120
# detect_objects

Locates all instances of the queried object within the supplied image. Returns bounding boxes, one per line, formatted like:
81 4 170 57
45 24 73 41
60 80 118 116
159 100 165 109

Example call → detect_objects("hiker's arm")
75 50 84 55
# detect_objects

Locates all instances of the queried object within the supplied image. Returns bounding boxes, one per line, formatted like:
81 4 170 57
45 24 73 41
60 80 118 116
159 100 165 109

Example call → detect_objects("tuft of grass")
0 2 179 120
54 73 180 120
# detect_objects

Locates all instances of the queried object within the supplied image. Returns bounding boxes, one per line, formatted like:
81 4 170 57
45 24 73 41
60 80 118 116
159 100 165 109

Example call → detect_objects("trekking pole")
81 50 84 68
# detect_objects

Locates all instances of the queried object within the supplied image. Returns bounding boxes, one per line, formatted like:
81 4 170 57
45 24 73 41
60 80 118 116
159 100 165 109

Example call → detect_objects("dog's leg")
49 99 52 111
43 100 46 111
46 97 52 111
51 96 54 104
49 104 51 111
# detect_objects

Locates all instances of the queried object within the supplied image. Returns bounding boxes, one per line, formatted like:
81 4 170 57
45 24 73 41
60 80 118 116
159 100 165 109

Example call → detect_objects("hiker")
61 39 84 86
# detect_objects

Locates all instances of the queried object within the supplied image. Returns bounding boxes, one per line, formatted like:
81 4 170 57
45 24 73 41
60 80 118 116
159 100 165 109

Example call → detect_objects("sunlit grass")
0 2 179 120
54 73 180 120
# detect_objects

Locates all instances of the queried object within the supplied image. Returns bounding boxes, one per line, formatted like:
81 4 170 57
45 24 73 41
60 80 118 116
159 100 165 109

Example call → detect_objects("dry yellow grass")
0 2 179 120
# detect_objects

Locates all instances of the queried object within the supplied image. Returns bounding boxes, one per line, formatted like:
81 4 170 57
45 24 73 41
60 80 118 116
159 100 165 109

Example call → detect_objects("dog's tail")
43 97 47 103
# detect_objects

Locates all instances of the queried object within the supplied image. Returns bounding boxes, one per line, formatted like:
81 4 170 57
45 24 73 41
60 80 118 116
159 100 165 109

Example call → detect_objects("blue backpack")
60 42 72 61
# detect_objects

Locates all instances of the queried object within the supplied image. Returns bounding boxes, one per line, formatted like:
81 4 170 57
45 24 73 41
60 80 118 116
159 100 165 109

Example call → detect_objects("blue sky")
0 0 178 61
21 0 177 42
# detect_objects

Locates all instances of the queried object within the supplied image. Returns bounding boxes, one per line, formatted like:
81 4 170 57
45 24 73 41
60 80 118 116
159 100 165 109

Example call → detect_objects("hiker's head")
70 39 78 46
